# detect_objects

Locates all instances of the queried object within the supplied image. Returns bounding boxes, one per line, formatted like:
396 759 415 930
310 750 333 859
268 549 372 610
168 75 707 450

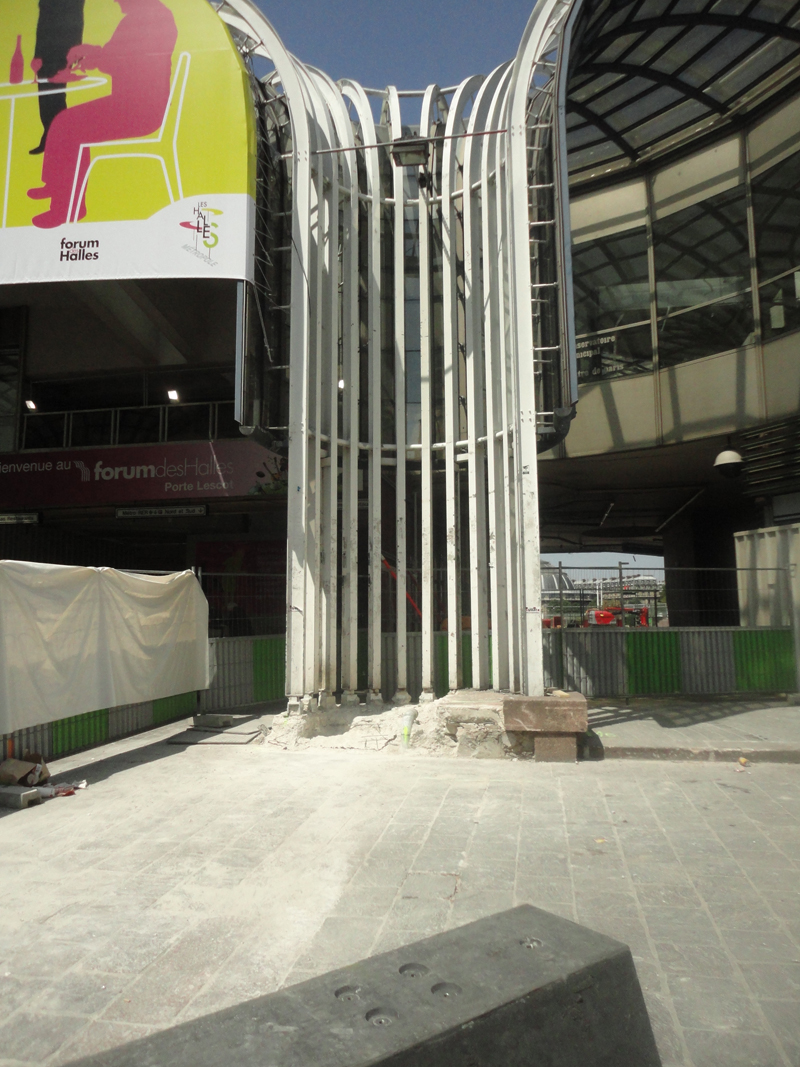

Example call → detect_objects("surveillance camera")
713 449 743 479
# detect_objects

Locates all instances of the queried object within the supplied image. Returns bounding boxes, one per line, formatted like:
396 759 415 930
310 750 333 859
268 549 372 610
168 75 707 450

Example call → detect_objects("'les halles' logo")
180 203 222 251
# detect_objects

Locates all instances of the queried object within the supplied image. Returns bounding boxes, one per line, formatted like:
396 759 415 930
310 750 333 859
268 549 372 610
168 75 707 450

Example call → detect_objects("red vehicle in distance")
583 605 649 627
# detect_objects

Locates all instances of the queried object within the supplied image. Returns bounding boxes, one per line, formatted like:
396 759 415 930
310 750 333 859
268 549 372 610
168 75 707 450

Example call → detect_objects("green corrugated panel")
253 637 286 700
462 633 473 690
152 692 196 724
733 630 796 692
51 708 109 757
434 633 448 697
626 631 682 695
433 633 474 696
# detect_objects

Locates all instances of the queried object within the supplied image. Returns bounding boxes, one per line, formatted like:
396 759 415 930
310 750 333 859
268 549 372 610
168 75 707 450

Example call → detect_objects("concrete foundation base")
502 692 588 763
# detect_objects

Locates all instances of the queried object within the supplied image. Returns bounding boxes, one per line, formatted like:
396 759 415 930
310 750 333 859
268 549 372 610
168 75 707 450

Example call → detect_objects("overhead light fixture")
338 379 345 390
390 136 430 168
167 389 179 402
25 399 36 410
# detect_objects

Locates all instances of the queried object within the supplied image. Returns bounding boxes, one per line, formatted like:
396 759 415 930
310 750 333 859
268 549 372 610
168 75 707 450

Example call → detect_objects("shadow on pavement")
587 697 786 730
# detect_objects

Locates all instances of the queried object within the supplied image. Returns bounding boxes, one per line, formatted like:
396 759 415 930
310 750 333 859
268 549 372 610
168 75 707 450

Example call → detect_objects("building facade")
1 0 799 708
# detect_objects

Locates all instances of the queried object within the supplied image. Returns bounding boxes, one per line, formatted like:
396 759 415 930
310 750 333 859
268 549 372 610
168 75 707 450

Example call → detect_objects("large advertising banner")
0 0 255 283
0 438 287 507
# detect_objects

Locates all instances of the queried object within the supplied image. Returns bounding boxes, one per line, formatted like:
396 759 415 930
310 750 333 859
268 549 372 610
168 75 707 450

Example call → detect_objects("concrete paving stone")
572 890 639 917
720 928 800 963
758 997 800 1057
687 875 764 904
683 1028 786 1067
292 916 384 974
457 865 516 891
734 850 799 873
632 958 665 996
408 850 465 874
643 907 723 945
3 939 93 977
383 896 451 929
516 852 570 878
662 833 730 857
0 1012 88 1063
639 992 687 1067
29 972 125 1017
0 975 42 1024
399 872 457 900
329 884 399 918
100 920 240 1026
713 829 785 852
513 877 574 906
367 926 426 956
668 974 765 1033
635 885 704 909
705 900 787 933
48 1021 156 1066
449 888 514 919
625 861 693 886
77 932 179 977
740 962 800 1000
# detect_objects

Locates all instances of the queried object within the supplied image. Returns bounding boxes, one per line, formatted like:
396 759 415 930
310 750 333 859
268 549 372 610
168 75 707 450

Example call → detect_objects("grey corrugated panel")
679 629 736 694
563 629 626 697
407 633 423 702
382 633 397 702
199 636 255 711
3 723 52 761
542 631 560 688
108 701 154 739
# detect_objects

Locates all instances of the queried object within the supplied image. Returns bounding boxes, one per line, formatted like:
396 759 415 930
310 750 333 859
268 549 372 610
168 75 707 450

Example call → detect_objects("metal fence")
4 564 796 763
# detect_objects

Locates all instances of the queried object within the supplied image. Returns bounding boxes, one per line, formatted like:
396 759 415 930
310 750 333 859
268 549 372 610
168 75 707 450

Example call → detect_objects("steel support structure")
215 0 579 705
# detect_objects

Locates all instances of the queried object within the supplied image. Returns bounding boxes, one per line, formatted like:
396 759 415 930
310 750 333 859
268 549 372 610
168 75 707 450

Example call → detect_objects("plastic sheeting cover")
0 561 209 733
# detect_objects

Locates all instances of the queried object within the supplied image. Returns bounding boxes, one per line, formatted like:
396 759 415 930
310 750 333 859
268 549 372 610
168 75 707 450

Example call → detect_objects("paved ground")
589 697 800 761
0 721 799 1067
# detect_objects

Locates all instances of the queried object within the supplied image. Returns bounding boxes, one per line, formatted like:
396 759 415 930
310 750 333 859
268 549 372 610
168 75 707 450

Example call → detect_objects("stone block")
62 905 661 1067
502 693 588 734
0 785 42 809
535 733 578 762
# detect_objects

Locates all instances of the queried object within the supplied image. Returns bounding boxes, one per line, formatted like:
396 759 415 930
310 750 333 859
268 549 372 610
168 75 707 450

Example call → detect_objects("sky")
253 1 539 91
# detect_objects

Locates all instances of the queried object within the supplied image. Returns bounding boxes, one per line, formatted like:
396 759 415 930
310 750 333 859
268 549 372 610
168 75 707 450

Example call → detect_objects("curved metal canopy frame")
206 0 582 707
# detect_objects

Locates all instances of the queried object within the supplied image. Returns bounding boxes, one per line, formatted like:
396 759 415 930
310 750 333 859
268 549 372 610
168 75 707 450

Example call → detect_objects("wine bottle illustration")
9 35 24 84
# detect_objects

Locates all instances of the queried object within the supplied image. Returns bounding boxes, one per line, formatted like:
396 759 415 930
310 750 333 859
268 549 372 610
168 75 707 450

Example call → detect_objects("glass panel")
753 148 800 283
166 403 211 442
214 402 240 439
70 410 113 448
0 308 23 453
576 322 653 383
30 374 143 412
23 413 65 450
118 407 161 444
654 185 750 309
572 226 651 334
759 276 800 342
657 295 754 368
653 184 753 364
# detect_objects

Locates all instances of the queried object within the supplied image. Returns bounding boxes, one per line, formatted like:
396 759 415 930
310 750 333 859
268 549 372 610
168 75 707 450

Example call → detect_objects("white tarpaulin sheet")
0 560 209 733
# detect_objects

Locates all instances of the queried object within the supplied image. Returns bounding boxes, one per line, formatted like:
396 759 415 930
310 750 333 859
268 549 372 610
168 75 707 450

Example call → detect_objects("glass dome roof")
566 0 800 188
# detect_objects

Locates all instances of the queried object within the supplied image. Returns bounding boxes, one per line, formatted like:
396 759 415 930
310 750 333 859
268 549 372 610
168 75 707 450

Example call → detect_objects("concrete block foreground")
63 905 660 1067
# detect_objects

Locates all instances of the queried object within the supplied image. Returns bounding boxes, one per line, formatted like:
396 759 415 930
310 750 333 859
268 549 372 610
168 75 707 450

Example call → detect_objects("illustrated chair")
67 51 191 224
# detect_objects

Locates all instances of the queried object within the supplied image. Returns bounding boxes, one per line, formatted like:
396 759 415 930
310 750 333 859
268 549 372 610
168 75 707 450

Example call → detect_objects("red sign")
0 439 287 509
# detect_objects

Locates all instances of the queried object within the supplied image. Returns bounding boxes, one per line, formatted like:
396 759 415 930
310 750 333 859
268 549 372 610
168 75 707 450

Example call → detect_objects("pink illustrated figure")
27 0 178 228
9 35 24 84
